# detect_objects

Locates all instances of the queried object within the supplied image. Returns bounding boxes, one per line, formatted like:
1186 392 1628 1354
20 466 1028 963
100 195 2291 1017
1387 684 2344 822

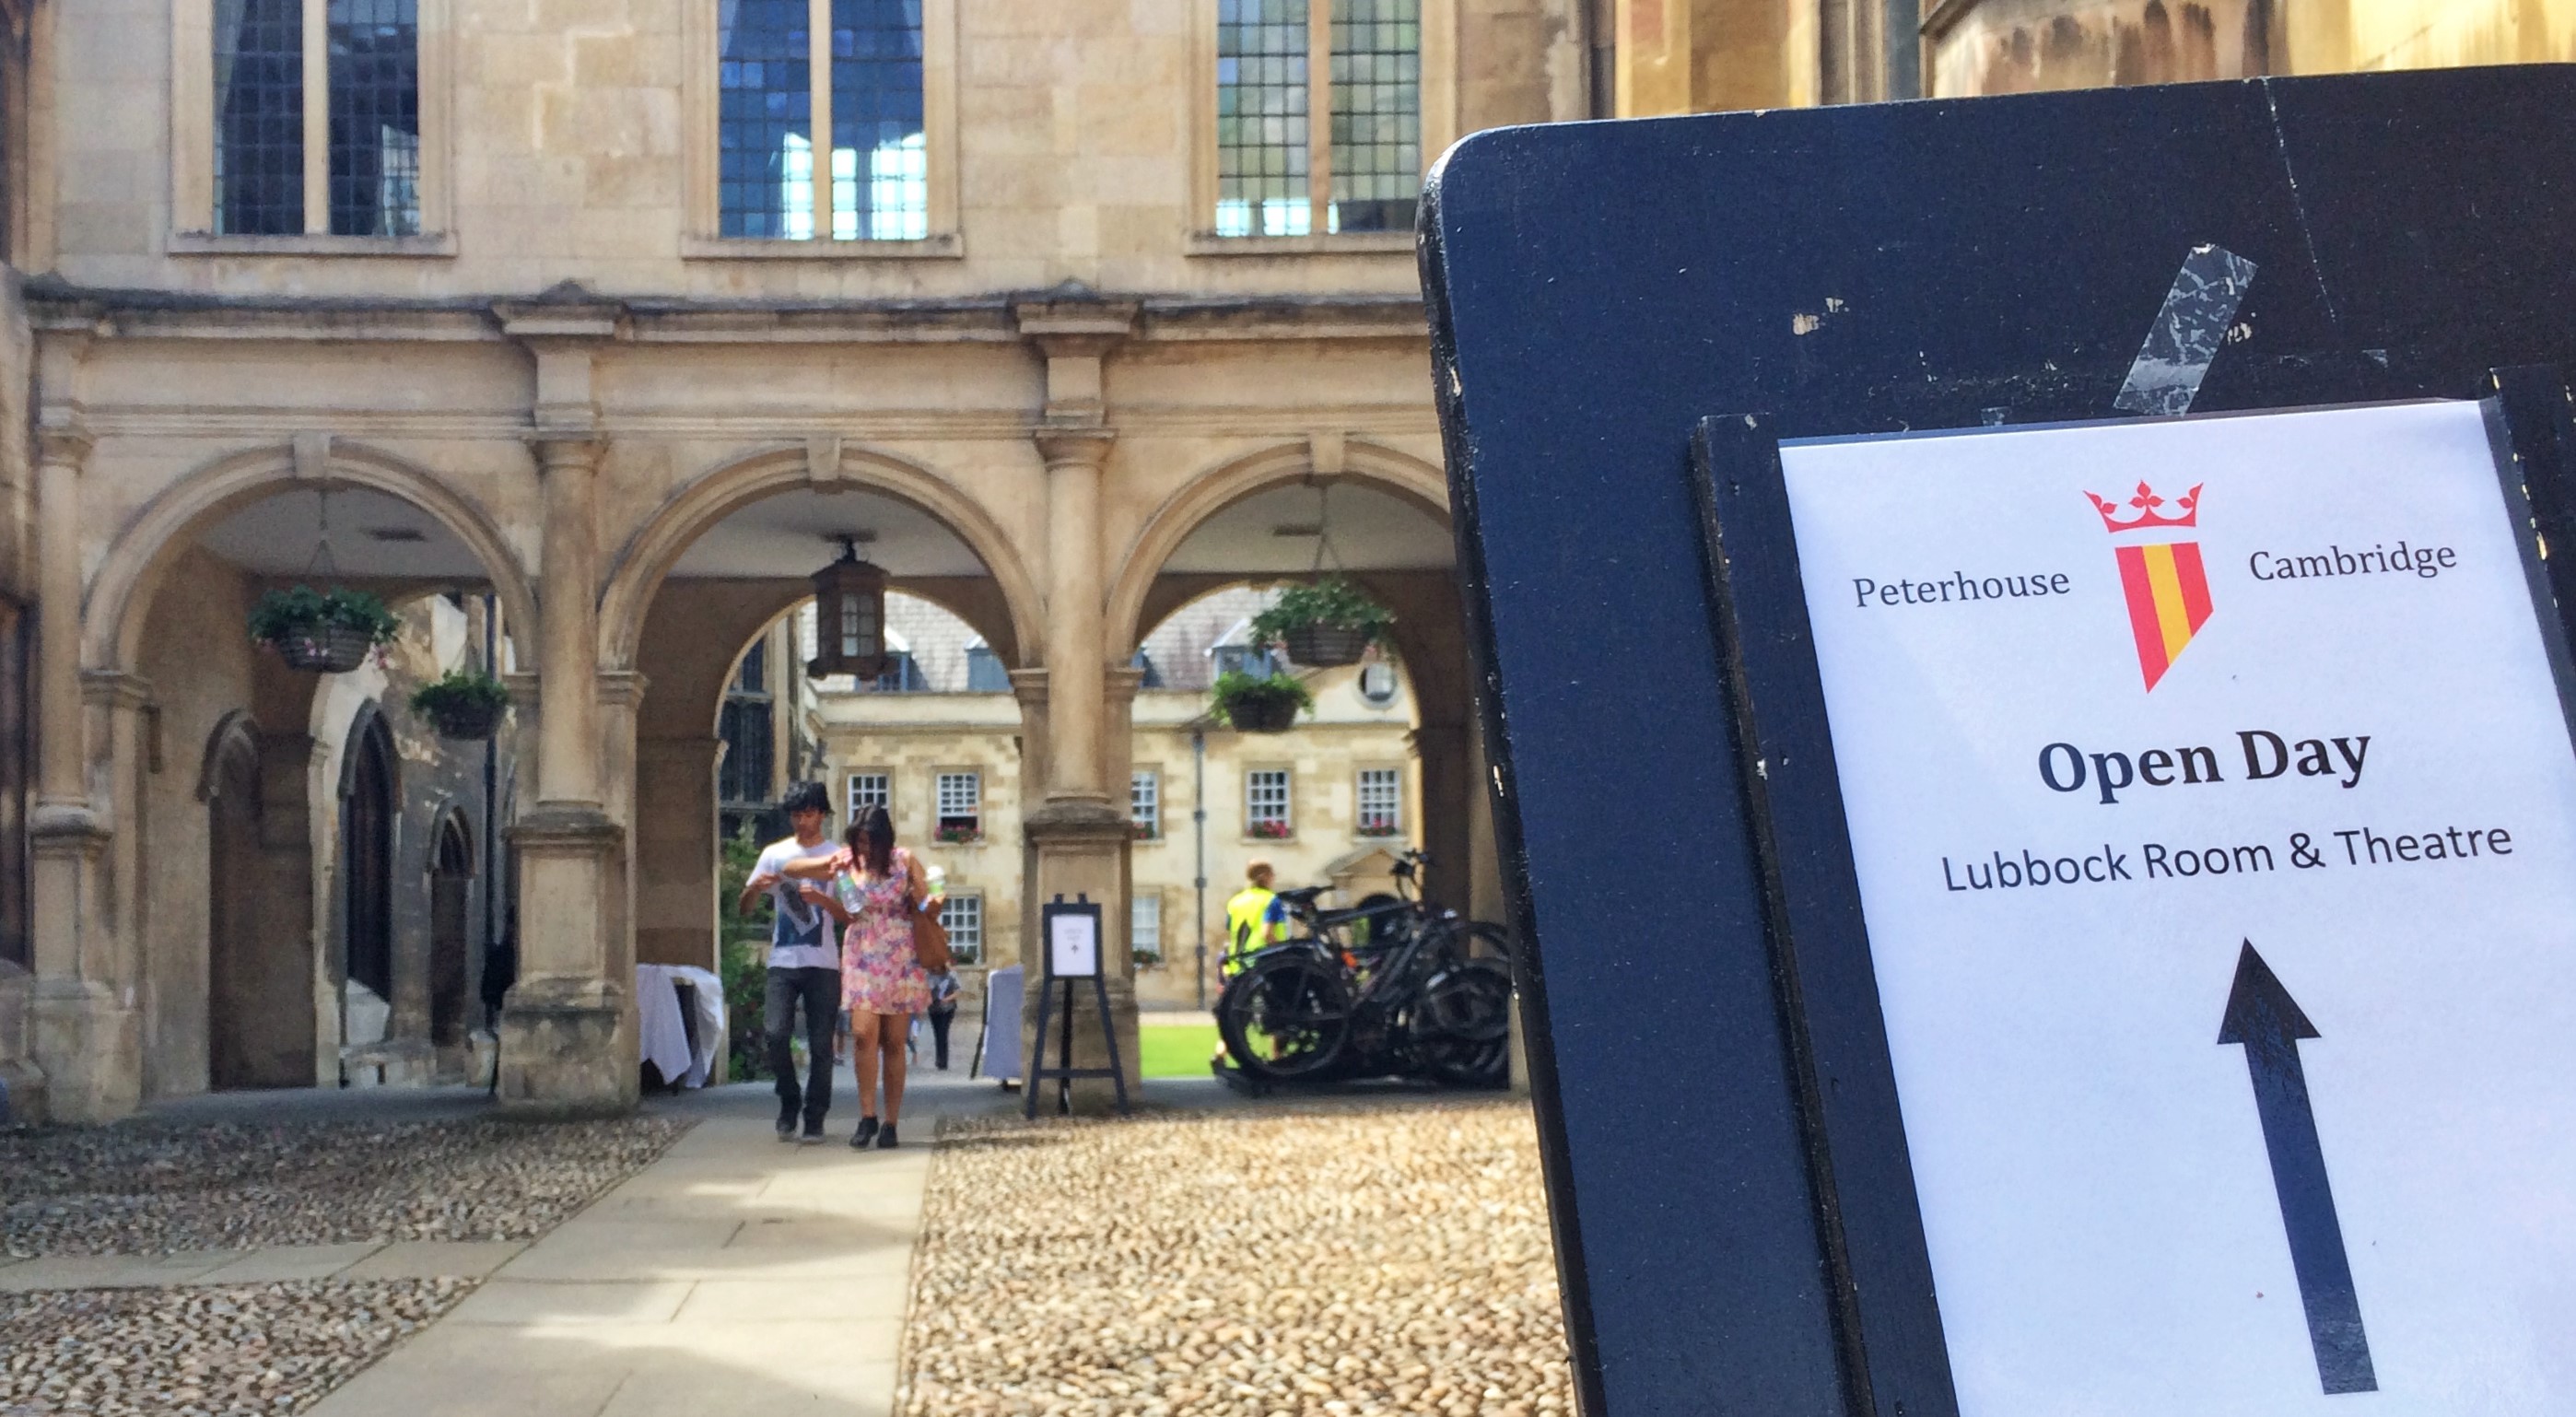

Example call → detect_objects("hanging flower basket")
1251 576 1396 669
1279 623 1374 667
250 587 402 675
410 670 511 741
1212 670 1312 733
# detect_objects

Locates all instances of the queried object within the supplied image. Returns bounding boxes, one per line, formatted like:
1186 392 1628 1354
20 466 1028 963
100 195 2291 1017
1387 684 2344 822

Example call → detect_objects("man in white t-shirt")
737 780 844 1144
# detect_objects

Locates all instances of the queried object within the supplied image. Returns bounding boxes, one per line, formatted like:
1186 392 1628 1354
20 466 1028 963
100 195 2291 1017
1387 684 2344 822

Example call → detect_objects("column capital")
527 433 606 472
29 801 109 847
1104 664 1145 706
78 669 153 713
1035 427 1116 470
34 426 92 469
598 668 649 710
1008 665 1048 712
507 802 625 855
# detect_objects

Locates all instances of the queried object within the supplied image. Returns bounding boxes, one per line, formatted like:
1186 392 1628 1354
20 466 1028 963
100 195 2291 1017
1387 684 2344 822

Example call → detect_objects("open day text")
2039 729 2370 804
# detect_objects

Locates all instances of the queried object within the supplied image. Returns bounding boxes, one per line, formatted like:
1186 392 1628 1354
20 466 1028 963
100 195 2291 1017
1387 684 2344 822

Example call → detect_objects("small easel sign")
1027 895 1130 1118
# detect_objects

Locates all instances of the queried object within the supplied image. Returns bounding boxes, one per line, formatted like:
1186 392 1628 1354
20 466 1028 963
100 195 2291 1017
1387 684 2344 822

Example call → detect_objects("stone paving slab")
340 1238 529 1281
0 1237 535 1291
301 1068 981 1417
195 1240 388 1284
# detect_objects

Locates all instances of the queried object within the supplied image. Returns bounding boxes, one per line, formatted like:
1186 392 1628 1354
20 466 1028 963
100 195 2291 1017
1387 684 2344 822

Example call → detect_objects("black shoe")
875 1123 899 1150
776 1104 798 1142
800 1118 826 1146
849 1116 879 1149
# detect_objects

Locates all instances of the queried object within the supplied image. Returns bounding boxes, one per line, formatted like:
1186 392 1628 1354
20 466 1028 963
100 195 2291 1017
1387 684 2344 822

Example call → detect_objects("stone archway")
1104 439 1451 657
608 444 1045 980
1103 441 1491 918
82 439 538 677
600 442 1045 676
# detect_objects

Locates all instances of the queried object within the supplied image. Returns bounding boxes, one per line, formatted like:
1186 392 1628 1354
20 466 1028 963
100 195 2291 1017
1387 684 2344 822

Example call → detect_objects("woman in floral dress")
793 804 936 1149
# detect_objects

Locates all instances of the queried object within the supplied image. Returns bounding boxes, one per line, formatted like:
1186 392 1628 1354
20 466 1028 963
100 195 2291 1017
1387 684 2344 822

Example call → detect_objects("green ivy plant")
1248 575 1396 648
247 585 403 650
1211 668 1314 728
408 669 511 718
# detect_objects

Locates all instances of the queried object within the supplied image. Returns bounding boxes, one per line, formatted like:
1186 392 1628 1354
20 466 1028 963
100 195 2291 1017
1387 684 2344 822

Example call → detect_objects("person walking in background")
792 804 937 1149
738 780 843 1145
923 968 962 1070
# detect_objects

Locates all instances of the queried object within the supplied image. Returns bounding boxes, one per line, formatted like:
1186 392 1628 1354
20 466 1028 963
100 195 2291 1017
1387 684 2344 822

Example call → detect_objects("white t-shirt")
755 836 844 971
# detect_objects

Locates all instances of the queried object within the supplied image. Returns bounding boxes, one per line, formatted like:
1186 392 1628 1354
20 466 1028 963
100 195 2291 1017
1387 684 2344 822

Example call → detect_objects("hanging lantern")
807 535 890 680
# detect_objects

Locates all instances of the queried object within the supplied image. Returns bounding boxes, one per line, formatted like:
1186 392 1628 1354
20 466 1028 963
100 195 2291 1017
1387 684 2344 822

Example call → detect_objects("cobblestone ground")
0 1279 474 1417
3 1117 693 1257
1 1114 693 1416
901 1100 1573 1417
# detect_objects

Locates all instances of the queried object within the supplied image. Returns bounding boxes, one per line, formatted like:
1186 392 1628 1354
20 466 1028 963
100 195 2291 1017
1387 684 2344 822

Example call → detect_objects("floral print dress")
837 847 931 1016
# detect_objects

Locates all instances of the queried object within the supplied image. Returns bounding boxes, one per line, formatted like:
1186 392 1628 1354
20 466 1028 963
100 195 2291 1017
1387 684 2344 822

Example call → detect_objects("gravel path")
3 1117 692 1258
0 1278 474 1416
901 1100 1573 1417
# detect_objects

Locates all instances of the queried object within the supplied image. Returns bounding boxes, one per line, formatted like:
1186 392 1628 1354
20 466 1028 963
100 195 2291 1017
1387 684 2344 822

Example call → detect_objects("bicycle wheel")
1217 952 1353 1082
1414 957 1514 1088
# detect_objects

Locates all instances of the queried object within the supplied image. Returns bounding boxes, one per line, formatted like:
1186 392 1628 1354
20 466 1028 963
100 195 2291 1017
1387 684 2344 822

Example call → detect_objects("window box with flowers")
1247 820 1294 841
1355 822 1403 838
933 823 983 846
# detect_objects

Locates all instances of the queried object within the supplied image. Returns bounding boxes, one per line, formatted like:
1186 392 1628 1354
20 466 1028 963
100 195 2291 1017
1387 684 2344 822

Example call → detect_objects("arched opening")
428 809 476 1053
102 451 529 1099
1110 448 1501 942
615 452 1038 1008
339 708 397 1060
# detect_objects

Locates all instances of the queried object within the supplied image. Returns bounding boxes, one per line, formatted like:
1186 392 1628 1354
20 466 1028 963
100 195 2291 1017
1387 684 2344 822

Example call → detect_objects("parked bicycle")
1214 851 1516 1089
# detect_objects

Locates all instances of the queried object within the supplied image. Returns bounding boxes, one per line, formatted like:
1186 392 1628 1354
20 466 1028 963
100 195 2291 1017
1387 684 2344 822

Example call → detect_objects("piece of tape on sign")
2114 244 2258 417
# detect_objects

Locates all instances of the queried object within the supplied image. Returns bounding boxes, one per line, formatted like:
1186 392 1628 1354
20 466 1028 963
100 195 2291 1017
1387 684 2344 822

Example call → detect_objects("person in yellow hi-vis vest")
1223 861 1292 979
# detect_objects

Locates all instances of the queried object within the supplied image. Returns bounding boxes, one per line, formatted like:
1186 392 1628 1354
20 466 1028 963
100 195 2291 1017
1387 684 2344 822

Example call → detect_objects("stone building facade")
0 0 1576 1121
803 588 1424 1015
1615 0 2576 111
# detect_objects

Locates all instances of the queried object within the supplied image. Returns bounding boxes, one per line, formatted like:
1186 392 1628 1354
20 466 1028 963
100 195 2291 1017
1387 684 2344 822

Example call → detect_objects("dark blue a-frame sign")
1422 66 2576 1417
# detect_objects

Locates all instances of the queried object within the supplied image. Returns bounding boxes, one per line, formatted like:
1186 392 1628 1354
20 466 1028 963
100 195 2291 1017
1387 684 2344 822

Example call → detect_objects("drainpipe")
1193 726 1208 1011
482 594 499 1025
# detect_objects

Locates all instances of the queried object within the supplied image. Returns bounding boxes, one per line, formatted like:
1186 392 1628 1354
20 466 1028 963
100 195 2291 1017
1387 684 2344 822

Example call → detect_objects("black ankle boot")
849 1115 880 1149
875 1122 899 1149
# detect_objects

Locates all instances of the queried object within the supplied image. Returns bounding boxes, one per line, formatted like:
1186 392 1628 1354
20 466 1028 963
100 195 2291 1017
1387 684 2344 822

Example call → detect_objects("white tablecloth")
637 964 726 1088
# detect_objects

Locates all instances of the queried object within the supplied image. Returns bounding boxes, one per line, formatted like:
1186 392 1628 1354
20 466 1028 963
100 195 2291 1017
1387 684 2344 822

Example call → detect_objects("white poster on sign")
1048 908 1099 978
1780 401 2576 1416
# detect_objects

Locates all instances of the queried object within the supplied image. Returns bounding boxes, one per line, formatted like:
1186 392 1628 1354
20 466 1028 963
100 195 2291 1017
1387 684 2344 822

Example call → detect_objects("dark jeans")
927 1005 957 1069
765 966 838 1127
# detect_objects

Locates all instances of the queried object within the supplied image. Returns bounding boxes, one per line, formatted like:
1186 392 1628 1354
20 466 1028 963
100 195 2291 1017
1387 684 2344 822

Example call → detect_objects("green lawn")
1137 1024 1222 1079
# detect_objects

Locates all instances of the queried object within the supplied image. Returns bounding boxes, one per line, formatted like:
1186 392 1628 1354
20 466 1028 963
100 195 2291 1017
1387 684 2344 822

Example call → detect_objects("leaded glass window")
214 0 306 235
327 0 421 236
718 0 814 238
1215 0 1309 238
719 0 925 241
831 0 926 240
1212 0 1423 239
1327 0 1418 232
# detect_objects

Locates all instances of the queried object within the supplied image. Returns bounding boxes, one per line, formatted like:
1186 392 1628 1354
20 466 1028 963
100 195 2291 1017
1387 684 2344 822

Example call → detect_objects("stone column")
498 435 630 1117
29 428 129 1123
1013 296 1142 1111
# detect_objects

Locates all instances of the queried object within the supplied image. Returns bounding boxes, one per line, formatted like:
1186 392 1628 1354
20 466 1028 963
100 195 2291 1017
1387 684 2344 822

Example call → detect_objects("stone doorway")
205 720 282 1088
427 809 474 1056
339 709 397 1061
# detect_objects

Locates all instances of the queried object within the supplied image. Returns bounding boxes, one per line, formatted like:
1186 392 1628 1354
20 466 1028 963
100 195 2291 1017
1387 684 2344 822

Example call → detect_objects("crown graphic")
2087 481 2201 533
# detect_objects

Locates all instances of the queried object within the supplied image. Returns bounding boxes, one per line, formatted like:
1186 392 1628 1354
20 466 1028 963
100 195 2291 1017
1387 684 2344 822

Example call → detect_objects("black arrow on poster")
2219 940 2378 1395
